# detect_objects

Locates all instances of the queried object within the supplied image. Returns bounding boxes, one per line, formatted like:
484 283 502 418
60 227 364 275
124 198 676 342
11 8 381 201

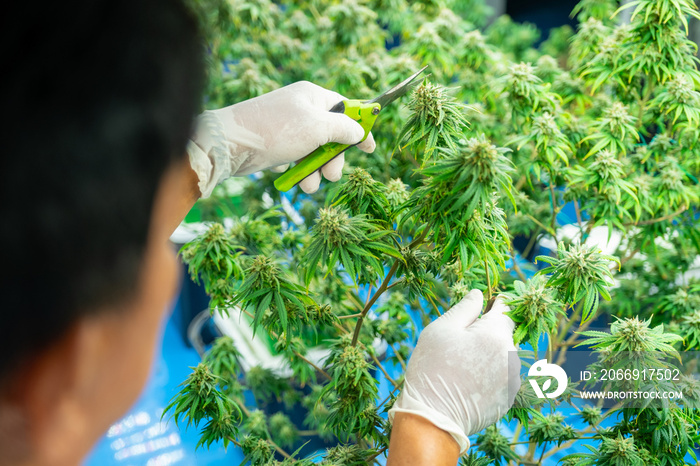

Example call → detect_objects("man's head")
0 0 204 463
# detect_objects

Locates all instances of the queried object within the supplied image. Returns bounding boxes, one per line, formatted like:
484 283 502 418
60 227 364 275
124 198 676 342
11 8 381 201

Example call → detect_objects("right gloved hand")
388 289 521 455
187 81 376 197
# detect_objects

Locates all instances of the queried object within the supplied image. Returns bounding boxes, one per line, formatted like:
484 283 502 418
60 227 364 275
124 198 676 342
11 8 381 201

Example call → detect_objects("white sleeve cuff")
186 140 215 198
187 110 236 199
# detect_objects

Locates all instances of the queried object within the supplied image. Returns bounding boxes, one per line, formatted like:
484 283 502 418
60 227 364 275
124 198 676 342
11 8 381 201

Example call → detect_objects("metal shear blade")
365 65 428 109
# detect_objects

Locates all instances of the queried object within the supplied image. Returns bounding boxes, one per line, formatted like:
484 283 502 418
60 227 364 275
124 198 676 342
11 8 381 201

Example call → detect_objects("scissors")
273 66 428 192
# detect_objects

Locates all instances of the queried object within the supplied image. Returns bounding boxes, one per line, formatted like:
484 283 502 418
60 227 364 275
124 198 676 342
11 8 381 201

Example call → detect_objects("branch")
351 259 401 346
549 179 559 246
526 214 557 238
484 258 493 302
351 226 429 346
369 350 400 389
509 247 528 282
619 246 641 268
389 343 408 371
293 351 332 381
624 205 687 227
239 308 332 381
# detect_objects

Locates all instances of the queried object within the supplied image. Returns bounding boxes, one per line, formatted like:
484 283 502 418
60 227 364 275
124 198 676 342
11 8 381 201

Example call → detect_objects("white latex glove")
388 289 521 455
187 81 376 197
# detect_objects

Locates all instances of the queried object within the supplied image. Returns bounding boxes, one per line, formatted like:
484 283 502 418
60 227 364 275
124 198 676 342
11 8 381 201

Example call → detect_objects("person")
0 1 520 465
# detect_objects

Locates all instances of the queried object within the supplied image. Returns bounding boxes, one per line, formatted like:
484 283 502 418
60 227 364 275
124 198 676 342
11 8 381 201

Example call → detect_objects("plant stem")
346 290 365 310
426 294 443 316
352 259 401 346
558 302 582 343
268 438 292 459
367 445 389 462
386 281 402 291
239 308 332 380
294 351 332 381
522 227 542 259
227 436 292 461
390 343 408 371
369 351 400 389
509 245 528 282
548 172 559 245
537 443 547 465
619 246 641 268
378 382 403 408
526 214 557 238
484 258 493 302
509 421 524 461
350 228 429 347
574 198 584 234
624 205 687 227
540 430 598 461
555 316 595 366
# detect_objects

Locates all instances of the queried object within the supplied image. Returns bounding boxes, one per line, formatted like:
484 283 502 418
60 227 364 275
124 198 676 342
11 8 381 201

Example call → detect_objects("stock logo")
528 359 568 399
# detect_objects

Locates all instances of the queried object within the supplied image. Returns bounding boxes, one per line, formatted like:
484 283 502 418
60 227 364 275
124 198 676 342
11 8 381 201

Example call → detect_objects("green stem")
351 259 401 346
268 438 292 459
619 246 641 268
367 445 389 462
378 381 403 408
574 198 584 234
509 245 528 282
369 351 400 389
239 308 332 380
351 228 429 346
390 342 408 371
537 443 547 465
522 226 542 259
526 214 557 238
558 301 583 343
624 205 687 227
509 421 524 461
548 172 559 245
426 293 443 316
484 258 493 302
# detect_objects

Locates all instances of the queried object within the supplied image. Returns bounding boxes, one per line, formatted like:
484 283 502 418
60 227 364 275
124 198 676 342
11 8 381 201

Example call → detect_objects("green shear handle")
273 99 380 192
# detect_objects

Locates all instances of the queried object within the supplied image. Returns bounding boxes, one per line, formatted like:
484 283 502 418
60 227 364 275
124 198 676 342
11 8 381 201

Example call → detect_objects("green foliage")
529 413 576 446
537 241 619 323
180 223 244 309
396 80 470 162
505 275 566 353
580 316 682 354
233 255 313 335
563 434 646 466
170 0 700 462
302 206 399 286
163 363 241 448
476 425 519 465
320 337 379 439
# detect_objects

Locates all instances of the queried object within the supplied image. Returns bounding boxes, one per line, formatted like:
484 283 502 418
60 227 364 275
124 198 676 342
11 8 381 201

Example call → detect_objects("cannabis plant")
168 0 700 464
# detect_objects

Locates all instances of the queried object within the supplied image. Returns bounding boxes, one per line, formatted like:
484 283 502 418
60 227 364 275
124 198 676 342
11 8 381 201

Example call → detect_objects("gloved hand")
187 81 376 197
388 289 521 455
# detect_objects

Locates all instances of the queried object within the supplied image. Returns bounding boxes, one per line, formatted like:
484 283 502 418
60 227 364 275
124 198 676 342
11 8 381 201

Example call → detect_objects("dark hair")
0 0 204 384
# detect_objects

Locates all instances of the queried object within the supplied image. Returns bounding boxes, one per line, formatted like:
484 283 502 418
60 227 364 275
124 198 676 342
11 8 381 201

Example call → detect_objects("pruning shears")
274 66 428 192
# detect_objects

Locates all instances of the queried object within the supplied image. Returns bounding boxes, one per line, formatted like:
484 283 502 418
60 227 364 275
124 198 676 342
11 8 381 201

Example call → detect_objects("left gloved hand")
187 81 376 197
388 289 521 455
